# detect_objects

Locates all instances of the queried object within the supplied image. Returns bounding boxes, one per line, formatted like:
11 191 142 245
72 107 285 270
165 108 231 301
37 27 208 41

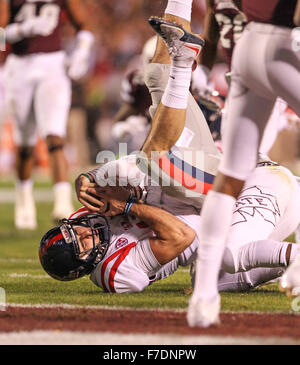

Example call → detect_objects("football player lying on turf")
39 159 300 294
39 19 300 295
76 6 300 295
40 159 300 294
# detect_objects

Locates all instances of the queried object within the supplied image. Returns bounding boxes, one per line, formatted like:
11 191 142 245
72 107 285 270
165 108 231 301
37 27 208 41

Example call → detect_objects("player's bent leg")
218 267 285 292
46 135 74 222
139 19 220 207
188 72 276 327
187 172 244 327
142 17 204 154
222 239 299 274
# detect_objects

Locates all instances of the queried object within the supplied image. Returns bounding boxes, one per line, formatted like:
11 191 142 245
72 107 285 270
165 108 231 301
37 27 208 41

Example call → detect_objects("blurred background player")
192 0 247 93
110 36 156 153
0 0 95 229
188 0 300 328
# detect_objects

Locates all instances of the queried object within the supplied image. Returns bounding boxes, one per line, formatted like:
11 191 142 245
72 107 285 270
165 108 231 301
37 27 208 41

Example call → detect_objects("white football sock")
53 181 72 192
218 267 284 292
16 179 33 190
248 267 284 287
52 182 74 219
165 0 193 22
161 65 192 109
237 240 300 271
192 190 236 300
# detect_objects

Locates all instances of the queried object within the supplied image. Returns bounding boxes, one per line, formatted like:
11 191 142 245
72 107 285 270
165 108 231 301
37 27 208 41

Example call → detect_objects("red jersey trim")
101 242 137 292
69 207 90 219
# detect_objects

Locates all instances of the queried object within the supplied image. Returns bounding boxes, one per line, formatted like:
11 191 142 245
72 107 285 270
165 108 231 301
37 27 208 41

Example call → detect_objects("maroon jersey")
213 0 247 66
10 0 65 55
120 70 152 122
242 0 297 28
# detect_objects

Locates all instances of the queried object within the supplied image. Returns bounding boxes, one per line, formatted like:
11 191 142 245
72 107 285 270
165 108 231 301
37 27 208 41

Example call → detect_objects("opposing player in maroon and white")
0 0 95 229
188 0 300 327
193 0 288 159
192 0 247 91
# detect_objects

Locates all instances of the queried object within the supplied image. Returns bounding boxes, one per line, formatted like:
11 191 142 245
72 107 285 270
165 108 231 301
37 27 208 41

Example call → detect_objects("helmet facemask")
39 213 111 281
60 214 111 272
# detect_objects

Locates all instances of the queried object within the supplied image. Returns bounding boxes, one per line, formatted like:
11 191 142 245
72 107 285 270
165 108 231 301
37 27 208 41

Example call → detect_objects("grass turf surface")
0 193 297 313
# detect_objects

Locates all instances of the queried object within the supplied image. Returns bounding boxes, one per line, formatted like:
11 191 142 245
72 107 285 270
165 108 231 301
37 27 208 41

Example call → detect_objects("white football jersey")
70 194 200 293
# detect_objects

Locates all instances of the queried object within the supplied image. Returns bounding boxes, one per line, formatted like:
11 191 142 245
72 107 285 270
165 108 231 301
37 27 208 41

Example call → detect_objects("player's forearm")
198 40 218 70
199 10 219 70
294 0 300 26
112 103 137 124
65 0 92 31
129 202 195 244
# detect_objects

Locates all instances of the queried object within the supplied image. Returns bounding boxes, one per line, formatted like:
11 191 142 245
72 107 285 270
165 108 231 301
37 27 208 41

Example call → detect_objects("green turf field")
0 180 297 314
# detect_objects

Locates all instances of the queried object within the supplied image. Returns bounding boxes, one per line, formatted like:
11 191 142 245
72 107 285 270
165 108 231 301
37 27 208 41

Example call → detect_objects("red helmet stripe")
40 233 63 259
69 207 90 219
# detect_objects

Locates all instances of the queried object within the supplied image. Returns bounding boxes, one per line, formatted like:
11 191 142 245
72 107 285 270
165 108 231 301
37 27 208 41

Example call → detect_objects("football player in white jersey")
38 16 213 292
0 0 95 229
39 16 300 301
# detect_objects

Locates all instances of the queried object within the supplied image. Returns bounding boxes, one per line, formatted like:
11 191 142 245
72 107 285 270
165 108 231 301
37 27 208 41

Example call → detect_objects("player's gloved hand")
85 186 131 217
5 17 55 44
75 173 106 213
67 30 95 81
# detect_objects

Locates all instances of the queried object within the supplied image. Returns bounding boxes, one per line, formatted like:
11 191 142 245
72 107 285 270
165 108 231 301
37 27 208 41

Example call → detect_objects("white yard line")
0 189 76 203
5 303 296 316
0 330 298 345
8 273 50 279
0 258 38 263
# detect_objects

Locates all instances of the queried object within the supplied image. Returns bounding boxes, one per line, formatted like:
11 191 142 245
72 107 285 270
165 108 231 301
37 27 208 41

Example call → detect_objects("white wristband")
76 30 95 51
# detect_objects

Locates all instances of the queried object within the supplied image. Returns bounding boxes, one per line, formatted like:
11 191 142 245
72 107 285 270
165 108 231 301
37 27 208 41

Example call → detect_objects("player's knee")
18 146 34 161
46 135 65 154
144 62 166 91
221 247 238 274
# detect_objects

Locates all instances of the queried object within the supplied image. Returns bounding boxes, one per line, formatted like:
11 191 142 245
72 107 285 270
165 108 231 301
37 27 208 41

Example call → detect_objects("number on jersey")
215 12 246 49
15 2 60 37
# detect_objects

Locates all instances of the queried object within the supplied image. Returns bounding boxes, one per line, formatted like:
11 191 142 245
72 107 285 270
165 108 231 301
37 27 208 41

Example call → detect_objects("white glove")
67 30 95 81
5 17 55 44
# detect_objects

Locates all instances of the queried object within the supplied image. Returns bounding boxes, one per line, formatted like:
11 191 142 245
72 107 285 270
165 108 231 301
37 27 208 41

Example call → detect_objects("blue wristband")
80 173 94 183
124 197 137 216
